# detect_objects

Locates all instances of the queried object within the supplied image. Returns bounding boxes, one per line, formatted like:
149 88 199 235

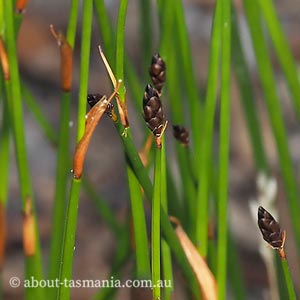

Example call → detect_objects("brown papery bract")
15 0 29 13
50 25 73 92
0 38 10 80
72 82 121 179
170 216 217 300
22 198 36 256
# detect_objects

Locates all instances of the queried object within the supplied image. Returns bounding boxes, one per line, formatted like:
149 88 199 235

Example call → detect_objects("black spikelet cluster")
257 206 284 249
87 93 114 118
142 84 165 137
87 93 103 108
149 53 166 94
173 125 189 146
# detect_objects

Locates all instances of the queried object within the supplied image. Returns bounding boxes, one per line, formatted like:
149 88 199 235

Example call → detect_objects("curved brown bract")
0 38 10 81
22 197 35 256
72 96 108 179
50 25 73 92
170 216 217 300
72 82 121 179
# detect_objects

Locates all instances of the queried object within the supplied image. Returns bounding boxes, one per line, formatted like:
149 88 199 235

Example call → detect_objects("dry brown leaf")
170 216 217 300
50 25 73 92
0 38 10 80
72 82 121 179
98 46 129 128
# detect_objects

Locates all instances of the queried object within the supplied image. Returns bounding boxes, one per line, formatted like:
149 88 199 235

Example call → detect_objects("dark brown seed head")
87 93 115 119
173 125 189 146
143 84 165 137
87 93 104 108
149 53 166 94
257 206 284 249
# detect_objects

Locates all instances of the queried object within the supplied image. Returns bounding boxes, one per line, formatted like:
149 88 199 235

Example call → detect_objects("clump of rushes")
142 84 167 148
173 125 189 147
149 53 166 95
257 206 286 259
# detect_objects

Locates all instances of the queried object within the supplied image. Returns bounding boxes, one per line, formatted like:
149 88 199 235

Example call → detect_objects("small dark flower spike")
149 54 166 95
257 206 286 259
173 125 189 146
87 93 117 121
142 84 167 148
87 93 103 108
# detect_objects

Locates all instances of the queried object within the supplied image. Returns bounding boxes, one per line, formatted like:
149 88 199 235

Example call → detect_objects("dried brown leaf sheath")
257 206 285 249
170 217 217 300
50 25 73 92
173 125 189 146
73 83 121 179
0 38 10 80
23 198 36 256
73 96 109 179
15 0 29 12
149 53 166 94
0 203 6 269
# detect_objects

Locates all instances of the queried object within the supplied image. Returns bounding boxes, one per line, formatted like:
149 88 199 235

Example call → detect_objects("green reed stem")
152 147 162 300
21 85 58 144
257 0 300 117
57 179 81 300
173 0 202 170
3 1 45 299
196 1 221 256
57 1 93 299
281 257 297 300
127 166 151 279
161 139 173 300
0 80 10 207
138 0 152 68
48 2 79 297
115 0 128 101
217 0 231 298
230 6 268 172
94 0 115 66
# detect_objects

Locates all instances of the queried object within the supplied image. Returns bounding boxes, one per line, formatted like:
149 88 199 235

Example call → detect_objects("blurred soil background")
3 0 300 299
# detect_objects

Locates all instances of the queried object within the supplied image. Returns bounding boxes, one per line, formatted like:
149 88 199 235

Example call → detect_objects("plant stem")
57 0 93 299
57 179 81 300
257 0 300 117
281 257 297 300
48 2 79 297
230 6 268 172
115 0 128 101
196 0 222 256
173 0 202 170
3 2 45 299
127 166 151 279
160 139 173 300
217 0 231 298
152 147 162 300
